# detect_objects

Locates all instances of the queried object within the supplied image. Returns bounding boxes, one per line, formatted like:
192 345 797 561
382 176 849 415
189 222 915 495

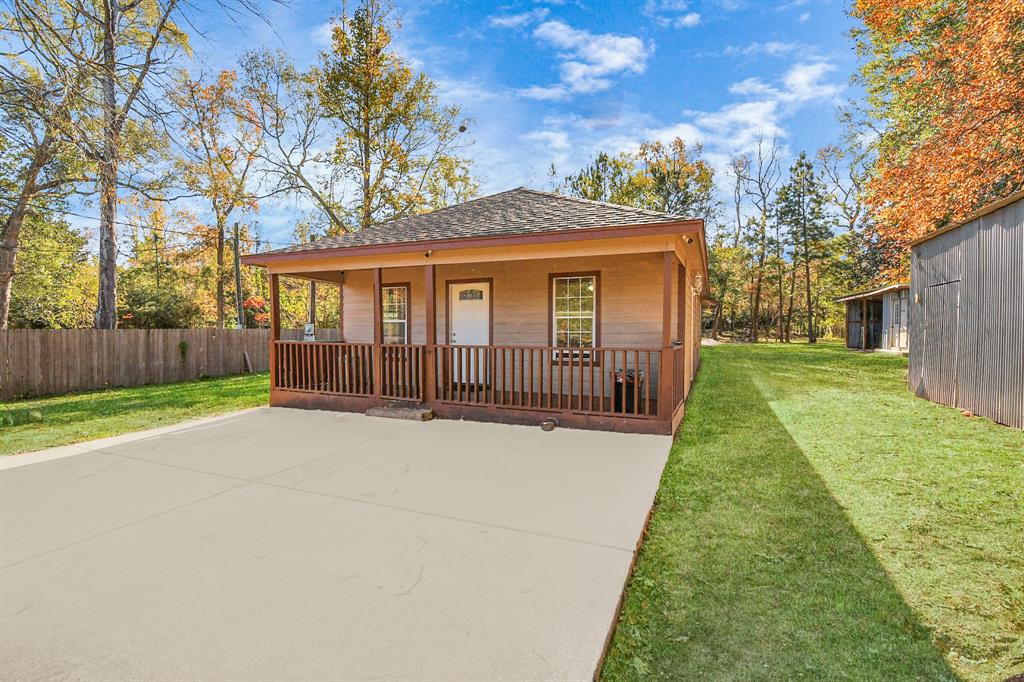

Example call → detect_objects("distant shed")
836 283 910 353
909 189 1024 428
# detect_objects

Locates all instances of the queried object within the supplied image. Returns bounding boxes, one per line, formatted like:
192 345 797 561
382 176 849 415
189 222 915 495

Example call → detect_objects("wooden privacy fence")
0 328 286 401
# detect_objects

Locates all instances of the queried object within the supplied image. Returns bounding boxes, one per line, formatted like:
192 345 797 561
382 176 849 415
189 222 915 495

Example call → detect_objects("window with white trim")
552 275 596 355
382 285 408 344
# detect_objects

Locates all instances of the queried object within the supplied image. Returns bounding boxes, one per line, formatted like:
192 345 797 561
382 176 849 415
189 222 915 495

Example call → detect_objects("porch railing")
434 345 662 418
275 341 375 396
272 341 685 421
380 344 424 401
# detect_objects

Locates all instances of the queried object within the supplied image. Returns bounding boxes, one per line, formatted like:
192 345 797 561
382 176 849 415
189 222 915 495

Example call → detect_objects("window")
381 285 408 344
551 274 598 358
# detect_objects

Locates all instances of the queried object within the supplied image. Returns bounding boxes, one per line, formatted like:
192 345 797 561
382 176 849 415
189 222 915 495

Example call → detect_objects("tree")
637 139 716 219
5 212 92 328
0 13 93 328
737 137 782 342
852 0 1024 253
562 152 647 206
776 152 832 343
319 0 475 231
171 70 262 328
238 48 348 232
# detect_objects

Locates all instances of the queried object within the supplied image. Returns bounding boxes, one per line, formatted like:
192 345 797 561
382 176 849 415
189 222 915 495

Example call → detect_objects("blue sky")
184 0 861 245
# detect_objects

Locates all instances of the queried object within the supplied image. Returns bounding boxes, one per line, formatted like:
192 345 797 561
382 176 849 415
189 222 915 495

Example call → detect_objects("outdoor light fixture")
693 273 704 292
425 250 433 258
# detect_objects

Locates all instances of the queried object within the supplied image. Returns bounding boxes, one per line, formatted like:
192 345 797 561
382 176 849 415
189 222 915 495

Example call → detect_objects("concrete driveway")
0 408 669 681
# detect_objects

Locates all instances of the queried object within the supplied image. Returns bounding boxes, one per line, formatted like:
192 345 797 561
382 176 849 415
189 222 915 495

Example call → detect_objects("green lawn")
0 373 270 456
603 342 1023 682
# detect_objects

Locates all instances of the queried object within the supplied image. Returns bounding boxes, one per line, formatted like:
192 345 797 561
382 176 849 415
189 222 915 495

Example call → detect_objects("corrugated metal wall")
909 195 1024 428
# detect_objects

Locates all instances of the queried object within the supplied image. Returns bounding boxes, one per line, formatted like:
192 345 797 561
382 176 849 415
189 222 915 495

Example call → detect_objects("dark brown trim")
380 281 411 344
662 253 674 348
338 271 345 342
444 278 495 346
241 220 703 266
677 263 686 342
431 402 671 436
547 271 601 356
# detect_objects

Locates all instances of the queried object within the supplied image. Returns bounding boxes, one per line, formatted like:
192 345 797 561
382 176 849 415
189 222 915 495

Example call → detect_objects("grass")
602 342 1024 682
0 373 270 456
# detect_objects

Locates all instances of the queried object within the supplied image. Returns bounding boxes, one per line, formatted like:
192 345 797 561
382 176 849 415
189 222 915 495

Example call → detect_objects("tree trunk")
777 253 784 342
804 246 815 343
785 264 797 342
95 2 120 329
711 302 722 339
216 214 225 328
0 143 51 329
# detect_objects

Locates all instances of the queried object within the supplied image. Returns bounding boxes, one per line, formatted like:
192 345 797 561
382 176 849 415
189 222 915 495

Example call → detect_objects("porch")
266 253 699 436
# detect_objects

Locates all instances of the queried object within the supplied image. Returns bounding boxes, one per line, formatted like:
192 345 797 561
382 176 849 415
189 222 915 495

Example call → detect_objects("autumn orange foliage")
853 0 1024 250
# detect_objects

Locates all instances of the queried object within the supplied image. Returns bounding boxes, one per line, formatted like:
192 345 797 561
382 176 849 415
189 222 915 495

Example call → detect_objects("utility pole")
153 231 160 288
233 222 244 329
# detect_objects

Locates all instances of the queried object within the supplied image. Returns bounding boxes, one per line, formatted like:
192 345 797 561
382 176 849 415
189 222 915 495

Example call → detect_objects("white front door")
449 281 490 383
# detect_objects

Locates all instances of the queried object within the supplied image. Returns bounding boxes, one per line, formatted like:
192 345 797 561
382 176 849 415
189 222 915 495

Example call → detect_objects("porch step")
365 404 435 421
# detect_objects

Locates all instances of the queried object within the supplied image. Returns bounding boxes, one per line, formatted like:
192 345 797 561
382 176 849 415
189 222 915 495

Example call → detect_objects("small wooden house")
837 284 910 353
909 189 1024 428
242 188 710 435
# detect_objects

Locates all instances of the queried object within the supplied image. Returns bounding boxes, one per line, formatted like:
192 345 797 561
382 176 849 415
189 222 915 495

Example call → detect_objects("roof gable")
261 187 691 255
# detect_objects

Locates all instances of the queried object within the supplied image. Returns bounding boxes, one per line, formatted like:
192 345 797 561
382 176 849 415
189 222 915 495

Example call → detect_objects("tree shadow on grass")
603 349 958 681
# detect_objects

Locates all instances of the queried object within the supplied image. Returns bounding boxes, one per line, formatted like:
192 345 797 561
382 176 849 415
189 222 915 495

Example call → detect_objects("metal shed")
836 284 910 353
909 190 1024 428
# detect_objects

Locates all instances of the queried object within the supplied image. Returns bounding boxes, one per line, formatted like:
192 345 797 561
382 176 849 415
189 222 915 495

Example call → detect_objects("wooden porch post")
660 252 676 420
372 267 383 398
308 281 316 327
423 264 436 403
269 273 281 388
338 271 345 342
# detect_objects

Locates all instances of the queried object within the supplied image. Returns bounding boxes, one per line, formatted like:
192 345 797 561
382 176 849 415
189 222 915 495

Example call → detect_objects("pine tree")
776 152 833 343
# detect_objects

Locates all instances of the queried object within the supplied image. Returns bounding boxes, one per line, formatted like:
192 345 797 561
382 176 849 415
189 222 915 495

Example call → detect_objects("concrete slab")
264 418 670 550
1 452 240 567
100 408 416 480
0 409 670 681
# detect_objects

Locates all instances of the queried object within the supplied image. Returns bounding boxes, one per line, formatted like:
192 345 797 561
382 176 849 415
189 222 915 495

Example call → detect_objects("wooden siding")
334 254 678 401
910 194 1024 428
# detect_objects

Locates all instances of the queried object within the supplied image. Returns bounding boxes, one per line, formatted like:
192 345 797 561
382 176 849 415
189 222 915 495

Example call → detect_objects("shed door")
921 281 960 406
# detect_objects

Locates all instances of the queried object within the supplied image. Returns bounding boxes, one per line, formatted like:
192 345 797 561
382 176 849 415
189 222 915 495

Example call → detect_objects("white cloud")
799 12 811 22
520 130 571 151
643 1 701 28
522 20 652 98
312 21 334 47
676 12 701 27
488 8 549 29
725 41 811 58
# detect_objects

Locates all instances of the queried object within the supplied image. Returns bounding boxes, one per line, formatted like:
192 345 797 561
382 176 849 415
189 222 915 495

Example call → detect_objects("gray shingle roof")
264 187 690 255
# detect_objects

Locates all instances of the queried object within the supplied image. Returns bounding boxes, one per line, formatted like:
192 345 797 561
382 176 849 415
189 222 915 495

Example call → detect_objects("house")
908 189 1024 428
836 283 910 353
241 188 709 435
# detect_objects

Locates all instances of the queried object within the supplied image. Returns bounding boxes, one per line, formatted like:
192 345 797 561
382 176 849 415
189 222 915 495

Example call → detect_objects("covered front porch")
265 252 700 435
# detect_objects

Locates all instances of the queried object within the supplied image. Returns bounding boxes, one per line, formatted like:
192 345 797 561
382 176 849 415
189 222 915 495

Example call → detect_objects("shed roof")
255 187 694 256
909 188 1024 248
834 283 909 303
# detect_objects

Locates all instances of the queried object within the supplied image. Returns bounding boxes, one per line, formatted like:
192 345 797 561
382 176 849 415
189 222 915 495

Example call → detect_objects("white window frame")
551 274 597 362
381 285 409 344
